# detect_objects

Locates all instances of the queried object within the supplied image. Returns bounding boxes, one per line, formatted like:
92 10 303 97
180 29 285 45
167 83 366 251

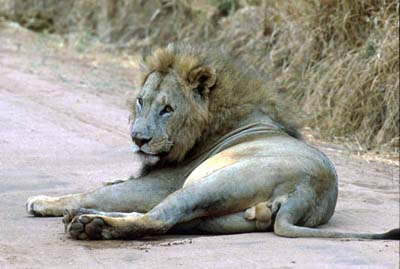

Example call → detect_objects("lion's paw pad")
68 215 112 240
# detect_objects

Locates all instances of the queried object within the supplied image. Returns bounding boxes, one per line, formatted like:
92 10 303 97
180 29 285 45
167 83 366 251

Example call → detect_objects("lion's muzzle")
131 132 152 147
131 130 173 158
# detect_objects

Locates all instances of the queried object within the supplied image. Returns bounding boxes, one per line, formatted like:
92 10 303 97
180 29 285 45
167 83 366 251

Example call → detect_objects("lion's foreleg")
26 175 179 217
26 194 82 217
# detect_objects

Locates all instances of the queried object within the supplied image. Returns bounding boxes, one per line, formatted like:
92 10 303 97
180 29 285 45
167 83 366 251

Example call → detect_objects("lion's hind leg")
172 201 273 234
174 195 290 234
64 208 144 240
65 204 274 240
63 208 143 229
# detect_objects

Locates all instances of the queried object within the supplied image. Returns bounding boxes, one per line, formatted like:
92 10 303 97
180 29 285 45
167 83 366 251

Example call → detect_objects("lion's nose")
131 133 152 147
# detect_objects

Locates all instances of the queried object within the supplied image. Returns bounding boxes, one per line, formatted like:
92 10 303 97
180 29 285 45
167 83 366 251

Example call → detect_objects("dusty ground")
0 24 399 269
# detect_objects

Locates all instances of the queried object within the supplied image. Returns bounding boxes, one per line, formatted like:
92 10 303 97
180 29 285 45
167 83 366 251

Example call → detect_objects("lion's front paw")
26 195 64 217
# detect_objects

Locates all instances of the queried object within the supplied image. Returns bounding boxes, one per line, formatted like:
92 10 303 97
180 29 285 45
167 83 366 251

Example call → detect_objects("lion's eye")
136 97 143 111
160 105 174 116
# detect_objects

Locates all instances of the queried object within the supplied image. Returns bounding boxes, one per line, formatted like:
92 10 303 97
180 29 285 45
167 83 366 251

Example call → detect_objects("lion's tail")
274 183 399 240
274 220 400 240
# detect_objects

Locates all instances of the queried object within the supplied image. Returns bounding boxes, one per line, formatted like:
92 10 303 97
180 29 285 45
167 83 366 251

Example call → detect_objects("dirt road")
0 25 399 268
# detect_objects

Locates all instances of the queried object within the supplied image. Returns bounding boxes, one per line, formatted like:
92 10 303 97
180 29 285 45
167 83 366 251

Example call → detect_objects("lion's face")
131 66 216 166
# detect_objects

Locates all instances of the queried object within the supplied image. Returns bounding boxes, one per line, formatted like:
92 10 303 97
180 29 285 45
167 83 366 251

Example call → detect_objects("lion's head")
129 45 217 165
129 44 300 166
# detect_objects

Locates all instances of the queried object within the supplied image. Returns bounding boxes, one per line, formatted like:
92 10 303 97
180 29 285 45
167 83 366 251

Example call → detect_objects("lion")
26 43 399 240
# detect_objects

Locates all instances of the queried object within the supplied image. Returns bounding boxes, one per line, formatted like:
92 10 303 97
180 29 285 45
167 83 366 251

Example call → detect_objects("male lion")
26 44 399 240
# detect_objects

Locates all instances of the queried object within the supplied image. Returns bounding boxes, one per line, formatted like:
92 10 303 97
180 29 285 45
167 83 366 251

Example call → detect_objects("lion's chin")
136 151 160 166
131 144 163 166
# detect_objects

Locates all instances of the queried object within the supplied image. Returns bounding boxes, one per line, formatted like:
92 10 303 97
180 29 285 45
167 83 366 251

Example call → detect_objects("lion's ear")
188 66 217 94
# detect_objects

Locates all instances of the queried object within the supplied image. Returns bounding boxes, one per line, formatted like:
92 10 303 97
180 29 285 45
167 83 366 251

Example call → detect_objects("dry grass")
263 0 399 153
209 0 399 154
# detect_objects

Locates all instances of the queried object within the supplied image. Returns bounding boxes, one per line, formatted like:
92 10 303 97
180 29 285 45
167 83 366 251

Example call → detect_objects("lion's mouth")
131 144 154 155
131 143 171 166
131 144 170 157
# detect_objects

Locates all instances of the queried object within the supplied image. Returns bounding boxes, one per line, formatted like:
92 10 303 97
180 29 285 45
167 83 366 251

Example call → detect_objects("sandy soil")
0 24 399 269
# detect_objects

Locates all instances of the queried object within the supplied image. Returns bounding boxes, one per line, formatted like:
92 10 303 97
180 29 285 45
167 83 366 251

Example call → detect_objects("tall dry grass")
265 0 399 152
214 0 399 153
